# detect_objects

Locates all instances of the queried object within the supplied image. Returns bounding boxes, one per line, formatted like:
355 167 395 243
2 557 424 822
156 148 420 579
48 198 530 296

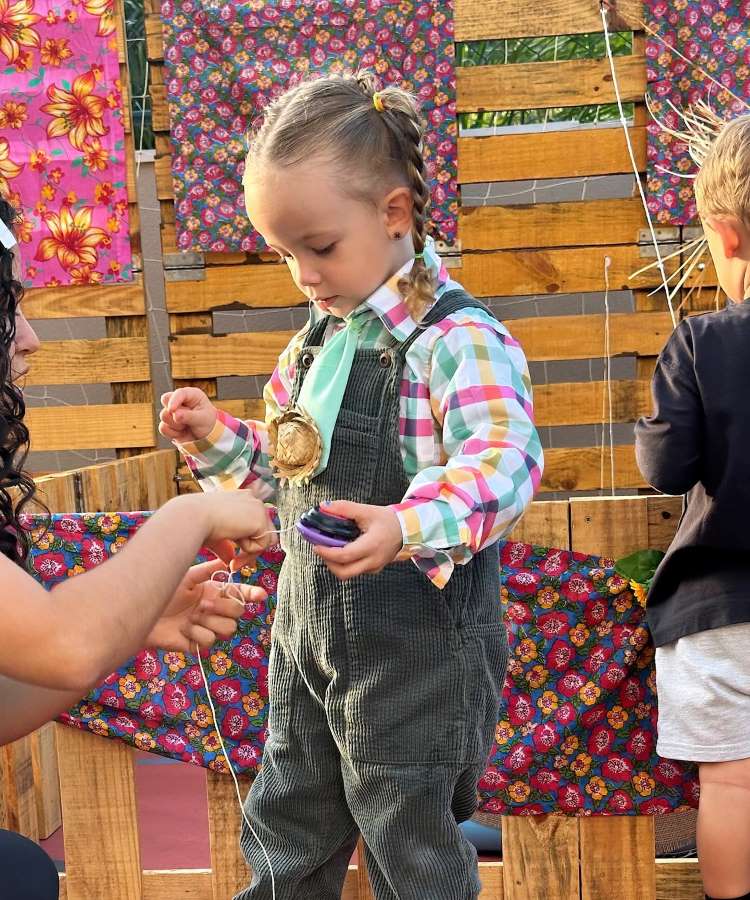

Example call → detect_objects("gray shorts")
656 622 750 762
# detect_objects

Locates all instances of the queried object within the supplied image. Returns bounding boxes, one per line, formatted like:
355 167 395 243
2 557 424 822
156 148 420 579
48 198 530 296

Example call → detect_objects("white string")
195 572 277 900
599 2 677 329
602 256 615 497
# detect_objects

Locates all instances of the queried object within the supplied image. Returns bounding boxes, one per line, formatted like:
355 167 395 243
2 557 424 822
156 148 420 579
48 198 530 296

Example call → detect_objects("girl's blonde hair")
243 71 436 320
694 113 750 227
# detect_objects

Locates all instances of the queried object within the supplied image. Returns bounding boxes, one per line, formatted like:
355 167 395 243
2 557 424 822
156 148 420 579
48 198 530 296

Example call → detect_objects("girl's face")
8 247 40 383
244 157 414 319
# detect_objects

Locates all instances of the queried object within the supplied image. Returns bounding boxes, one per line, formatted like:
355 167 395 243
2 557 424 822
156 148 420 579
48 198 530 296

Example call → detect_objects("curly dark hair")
0 198 37 563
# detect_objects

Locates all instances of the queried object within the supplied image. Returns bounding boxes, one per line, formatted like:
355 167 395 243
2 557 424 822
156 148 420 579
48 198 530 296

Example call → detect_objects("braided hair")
0 198 37 563
244 70 437 320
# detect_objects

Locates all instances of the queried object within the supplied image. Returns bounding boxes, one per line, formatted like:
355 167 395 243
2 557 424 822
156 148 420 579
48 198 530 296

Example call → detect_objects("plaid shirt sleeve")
391 313 544 589
176 329 306 499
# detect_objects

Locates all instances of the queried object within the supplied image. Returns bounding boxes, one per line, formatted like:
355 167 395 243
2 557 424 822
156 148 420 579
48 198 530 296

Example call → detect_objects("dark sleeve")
634 320 703 495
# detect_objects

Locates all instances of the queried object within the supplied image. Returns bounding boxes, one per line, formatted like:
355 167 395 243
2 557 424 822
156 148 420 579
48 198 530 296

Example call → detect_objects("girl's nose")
296 260 322 288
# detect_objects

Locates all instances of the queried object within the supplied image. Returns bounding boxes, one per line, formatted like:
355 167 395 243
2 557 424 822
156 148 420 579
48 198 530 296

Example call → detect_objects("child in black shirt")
636 113 750 900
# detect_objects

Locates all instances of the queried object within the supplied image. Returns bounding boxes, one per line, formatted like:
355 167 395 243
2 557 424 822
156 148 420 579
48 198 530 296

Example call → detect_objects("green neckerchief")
296 314 364 477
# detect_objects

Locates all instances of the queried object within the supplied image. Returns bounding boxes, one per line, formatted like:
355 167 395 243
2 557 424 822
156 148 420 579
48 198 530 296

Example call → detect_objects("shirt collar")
351 237 450 342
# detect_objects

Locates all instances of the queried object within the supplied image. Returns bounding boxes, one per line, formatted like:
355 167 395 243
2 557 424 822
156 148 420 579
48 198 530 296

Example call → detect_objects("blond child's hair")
242 71 436 321
694 113 750 227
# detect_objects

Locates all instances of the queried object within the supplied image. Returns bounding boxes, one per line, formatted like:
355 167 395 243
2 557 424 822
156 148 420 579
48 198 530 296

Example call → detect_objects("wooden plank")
170 331 295 379
170 311 669 381
460 198 646 252
502 816 579 900
56 724 142 899
80 449 179 511
541 446 645 493
458 244 677 297
0 735 38 839
106 314 155 457
534 380 651 427
24 283 145 319
570 496 650 558
457 55 646 113
458 126 646 184
26 403 154 451
217 398 266 422
580 816 656 900
61 870 213 900
30 723 61 839
146 12 164 62
478 862 504 899
507 499 570 548
455 0 644 40
646 495 682 551
33 471 79 513
357 836 375 899
26 337 150 385
510 312 671 362
206 770 253 899
655 860 702 900
165 261 303 313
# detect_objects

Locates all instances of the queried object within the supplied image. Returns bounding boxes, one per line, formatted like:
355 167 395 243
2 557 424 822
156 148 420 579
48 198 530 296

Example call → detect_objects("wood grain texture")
455 0 644 40
458 127 646 184
541 446 645 493
24 282 145 319
26 403 154 451
206 771 252 900
502 816 580 900
56 725 142 900
30 723 61 839
580 816 656 900
26 337 150 385
457 55 646 112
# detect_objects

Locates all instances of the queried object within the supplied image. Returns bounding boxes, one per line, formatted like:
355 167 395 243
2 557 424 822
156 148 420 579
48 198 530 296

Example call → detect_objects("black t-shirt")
635 301 750 646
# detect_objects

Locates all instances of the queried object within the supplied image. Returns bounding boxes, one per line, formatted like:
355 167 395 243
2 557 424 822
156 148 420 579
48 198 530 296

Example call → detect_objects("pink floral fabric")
161 0 458 253
646 0 750 225
26 513 698 815
0 0 133 287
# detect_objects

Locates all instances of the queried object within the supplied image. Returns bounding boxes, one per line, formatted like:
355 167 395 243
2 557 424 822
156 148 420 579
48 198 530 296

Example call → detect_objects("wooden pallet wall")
143 0 717 496
21 0 155 459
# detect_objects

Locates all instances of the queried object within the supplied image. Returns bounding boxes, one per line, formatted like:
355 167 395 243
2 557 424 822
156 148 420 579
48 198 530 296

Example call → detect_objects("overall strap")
397 288 496 357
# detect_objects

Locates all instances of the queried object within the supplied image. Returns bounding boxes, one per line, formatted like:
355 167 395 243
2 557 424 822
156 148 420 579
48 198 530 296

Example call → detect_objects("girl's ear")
704 215 742 259
382 186 413 237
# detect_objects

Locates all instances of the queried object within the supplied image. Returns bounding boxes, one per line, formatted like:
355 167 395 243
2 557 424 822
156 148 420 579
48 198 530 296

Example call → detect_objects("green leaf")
27 77 42 87
614 549 665 585
72 158 82 167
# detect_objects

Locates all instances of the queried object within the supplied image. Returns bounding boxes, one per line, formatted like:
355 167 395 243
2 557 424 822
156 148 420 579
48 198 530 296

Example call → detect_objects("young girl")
635 114 750 900
161 72 543 899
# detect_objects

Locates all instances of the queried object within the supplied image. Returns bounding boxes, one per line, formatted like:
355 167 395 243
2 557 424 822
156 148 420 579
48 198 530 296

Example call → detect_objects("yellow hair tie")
372 92 385 113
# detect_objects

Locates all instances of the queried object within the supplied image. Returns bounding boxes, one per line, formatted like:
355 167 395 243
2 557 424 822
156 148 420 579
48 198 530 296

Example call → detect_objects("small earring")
391 231 401 240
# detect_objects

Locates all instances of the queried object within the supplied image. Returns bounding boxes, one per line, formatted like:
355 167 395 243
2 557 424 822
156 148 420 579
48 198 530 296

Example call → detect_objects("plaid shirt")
180 255 543 588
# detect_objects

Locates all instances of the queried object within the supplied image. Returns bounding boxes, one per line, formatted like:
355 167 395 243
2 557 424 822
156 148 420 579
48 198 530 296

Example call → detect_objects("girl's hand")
313 500 404 580
159 387 218 443
145 558 267 653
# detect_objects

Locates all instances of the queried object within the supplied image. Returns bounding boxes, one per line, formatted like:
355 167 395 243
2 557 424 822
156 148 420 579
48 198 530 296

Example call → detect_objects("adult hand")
313 500 404 580
144 557 266 653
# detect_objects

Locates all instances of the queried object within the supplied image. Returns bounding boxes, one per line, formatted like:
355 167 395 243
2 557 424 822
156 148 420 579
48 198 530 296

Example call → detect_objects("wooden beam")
457 55 646 112
540 445 644 493
534 379 651 426
458 244 677 297
26 337 151 385
460 198 646 251
24 282 145 319
455 0 644 41
26 403 154 451
56 725 142 899
169 311 668 382
458 126 646 183
165 261 302 312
